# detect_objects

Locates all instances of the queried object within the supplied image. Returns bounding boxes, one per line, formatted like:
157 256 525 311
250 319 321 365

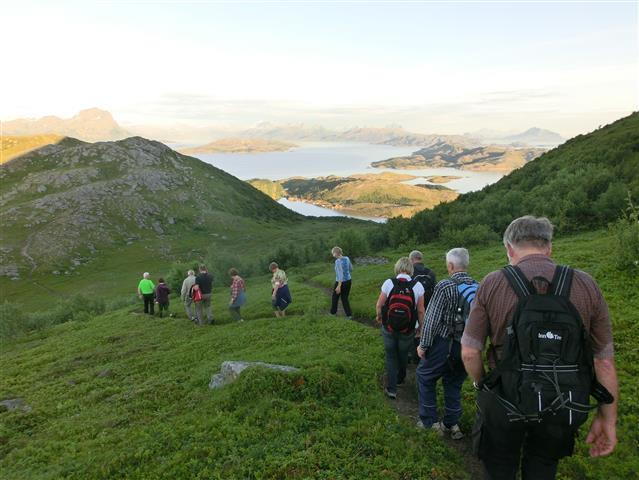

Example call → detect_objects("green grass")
1 229 637 479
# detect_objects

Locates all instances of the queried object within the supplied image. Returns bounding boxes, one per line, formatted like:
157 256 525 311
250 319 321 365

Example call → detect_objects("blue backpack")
451 280 478 342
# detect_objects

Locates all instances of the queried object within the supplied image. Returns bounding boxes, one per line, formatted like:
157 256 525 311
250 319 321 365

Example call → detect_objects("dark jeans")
474 390 574 480
158 302 169 317
330 280 352 317
381 327 414 394
229 306 242 321
416 335 467 428
143 294 154 315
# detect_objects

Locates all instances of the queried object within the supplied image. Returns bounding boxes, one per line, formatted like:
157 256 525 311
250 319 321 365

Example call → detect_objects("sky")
1 0 637 137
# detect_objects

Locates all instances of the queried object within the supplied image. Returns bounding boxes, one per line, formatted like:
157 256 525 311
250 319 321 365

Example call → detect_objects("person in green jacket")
137 272 156 315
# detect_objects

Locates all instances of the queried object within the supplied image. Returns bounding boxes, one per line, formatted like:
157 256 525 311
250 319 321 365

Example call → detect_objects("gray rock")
0 398 32 412
209 361 300 389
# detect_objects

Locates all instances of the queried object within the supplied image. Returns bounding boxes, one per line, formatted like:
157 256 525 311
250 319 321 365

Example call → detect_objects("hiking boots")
416 421 464 440
384 388 397 400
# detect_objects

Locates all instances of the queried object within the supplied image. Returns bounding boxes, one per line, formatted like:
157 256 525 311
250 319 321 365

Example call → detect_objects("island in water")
372 141 545 173
180 138 297 154
249 172 458 218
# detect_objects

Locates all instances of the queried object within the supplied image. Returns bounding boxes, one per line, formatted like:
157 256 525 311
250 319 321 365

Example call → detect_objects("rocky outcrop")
209 361 300 389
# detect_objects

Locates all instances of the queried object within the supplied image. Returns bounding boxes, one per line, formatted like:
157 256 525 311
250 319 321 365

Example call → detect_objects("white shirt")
381 273 425 302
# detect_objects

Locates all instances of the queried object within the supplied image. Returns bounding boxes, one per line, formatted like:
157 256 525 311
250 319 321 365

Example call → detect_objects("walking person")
228 268 246 322
409 250 437 363
270 262 291 318
137 272 155 315
180 269 197 322
461 216 617 479
375 257 425 400
416 248 477 439
155 278 171 318
195 265 214 325
330 246 353 318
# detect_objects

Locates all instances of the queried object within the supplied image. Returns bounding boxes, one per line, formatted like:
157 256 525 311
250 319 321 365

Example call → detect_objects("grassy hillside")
1 229 636 479
387 112 639 244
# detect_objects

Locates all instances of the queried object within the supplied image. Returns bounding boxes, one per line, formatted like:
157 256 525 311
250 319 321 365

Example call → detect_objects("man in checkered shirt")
416 247 476 440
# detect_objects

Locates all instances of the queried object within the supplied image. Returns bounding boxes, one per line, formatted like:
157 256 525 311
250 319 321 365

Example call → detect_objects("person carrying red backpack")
375 257 425 400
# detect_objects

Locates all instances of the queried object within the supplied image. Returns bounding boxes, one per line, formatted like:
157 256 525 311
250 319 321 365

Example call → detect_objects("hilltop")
250 172 458 218
180 138 297 154
1 108 130 142
372 143 545 172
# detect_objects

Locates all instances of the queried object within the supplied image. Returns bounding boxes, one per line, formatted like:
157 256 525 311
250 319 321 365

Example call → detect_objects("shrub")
0 301 26 339
439 223 500 248
610 193 639 273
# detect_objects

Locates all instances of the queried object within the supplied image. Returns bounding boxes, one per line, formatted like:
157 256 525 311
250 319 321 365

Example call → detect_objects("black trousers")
474 391 576 480
143 294 155 315
330 280 352 317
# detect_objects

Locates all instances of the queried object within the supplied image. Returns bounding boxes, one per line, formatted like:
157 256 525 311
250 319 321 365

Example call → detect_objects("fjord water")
190 142 505 218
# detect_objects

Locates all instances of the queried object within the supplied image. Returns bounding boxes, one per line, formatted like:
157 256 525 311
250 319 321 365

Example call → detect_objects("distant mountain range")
1 108 130 142
466 127 565 147
2 108 565 148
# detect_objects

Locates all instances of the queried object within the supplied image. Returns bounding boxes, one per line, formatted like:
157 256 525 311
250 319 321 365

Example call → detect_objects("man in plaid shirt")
416 248 476 440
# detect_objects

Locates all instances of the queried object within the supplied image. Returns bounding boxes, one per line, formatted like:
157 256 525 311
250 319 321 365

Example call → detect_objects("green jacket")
138 278 155 295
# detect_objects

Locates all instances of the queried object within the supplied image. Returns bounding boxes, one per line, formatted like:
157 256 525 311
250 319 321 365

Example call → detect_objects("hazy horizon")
2 1 637 138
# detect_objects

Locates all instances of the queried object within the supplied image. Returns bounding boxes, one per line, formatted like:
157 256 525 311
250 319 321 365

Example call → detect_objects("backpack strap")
502 265 533 299
551 265 574 298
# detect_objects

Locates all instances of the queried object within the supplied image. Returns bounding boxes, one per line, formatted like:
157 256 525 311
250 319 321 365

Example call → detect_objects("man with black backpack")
416 248 477 440
461 216 618 480
409 250 437 364
375 257 426 400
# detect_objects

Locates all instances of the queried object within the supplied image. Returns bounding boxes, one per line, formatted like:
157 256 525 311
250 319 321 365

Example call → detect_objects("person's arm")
461 345 485 385
415 295 425 337
586 358 618 457
417 283 445 357
335 260 343 293
375 292 387 325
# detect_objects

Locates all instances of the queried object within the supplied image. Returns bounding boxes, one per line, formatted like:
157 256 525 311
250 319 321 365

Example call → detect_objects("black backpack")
450 280 479 342
412 265 436 307
382 278 417 334
480 265 613 426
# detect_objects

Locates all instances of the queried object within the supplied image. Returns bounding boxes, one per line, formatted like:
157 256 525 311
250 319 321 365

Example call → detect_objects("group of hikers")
136 261 293 324
375 215 617 480
136 215 617 480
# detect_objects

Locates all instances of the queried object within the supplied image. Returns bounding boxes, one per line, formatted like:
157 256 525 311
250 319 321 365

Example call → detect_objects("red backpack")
382 278 417 333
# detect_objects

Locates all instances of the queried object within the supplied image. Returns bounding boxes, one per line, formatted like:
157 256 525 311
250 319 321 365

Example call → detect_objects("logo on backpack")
451 281 478 342
479 265 613 427
382 278 417 333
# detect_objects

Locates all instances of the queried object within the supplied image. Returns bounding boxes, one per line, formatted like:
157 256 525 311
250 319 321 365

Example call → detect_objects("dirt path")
21 233 38 274
304 278 483 479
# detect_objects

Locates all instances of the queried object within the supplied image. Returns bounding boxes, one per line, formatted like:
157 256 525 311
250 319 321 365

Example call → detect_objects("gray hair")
503 216 554 249
331 246 343 256
409 250 423 262
187 269 195 276
143 272 150 279
394 257 414 276
446 248 470 270
269 262 278 271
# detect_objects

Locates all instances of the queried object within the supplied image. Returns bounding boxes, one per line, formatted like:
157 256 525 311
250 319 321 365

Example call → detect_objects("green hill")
0 137 373 309
386 113 639 245
1 229 636 478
